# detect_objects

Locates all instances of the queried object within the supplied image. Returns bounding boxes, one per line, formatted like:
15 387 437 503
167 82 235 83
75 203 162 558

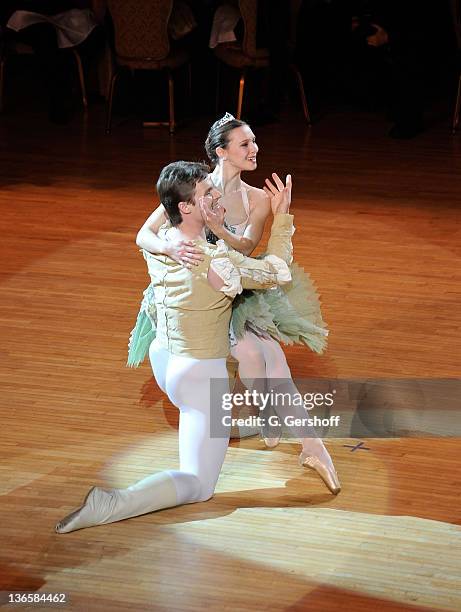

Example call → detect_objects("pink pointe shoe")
263 435 282 448
262 427 282 448
261 422 282 448
299 452 341 495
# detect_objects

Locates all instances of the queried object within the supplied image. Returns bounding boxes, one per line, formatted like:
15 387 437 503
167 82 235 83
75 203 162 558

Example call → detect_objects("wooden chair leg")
105 70 119 134
0 56 5 113
215 59 221 115
98 42 113 100
168 70 175 134
452 72 461 134
237 70 245 120
291 64 311 125
187 62 192 99
72 50 88 110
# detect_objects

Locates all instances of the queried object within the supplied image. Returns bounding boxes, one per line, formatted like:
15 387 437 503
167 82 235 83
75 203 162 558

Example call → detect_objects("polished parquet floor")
0 101 460 611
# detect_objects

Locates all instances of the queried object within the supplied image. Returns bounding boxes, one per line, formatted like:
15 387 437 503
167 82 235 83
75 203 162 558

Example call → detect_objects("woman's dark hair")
205 116 248 165
157 161 210 227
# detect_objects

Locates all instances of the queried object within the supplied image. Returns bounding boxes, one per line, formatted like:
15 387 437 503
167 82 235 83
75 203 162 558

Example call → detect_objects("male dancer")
56 160 338 534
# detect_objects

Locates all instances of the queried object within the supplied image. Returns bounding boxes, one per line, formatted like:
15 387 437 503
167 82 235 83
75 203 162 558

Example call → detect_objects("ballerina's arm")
136 204 204 267
207 173 293 293
202 188 271 256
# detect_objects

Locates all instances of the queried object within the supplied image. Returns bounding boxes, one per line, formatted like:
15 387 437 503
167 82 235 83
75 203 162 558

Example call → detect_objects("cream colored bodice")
218 187 251 236
143 214 294 359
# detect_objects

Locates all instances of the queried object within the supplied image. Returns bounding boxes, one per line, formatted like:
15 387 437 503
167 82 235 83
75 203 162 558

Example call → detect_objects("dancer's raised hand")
263 173 292 215
199 196 226 235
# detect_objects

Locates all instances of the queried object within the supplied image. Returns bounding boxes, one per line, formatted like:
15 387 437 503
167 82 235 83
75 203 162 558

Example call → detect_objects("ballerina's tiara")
215 112 236 128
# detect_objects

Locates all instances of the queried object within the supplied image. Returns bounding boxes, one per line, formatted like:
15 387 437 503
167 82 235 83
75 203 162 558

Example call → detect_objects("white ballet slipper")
55 486 118 534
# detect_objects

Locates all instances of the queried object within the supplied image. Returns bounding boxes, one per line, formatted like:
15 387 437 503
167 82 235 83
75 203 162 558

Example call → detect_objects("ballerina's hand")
263 173 292 215
165 239 204 268
199 196 226 236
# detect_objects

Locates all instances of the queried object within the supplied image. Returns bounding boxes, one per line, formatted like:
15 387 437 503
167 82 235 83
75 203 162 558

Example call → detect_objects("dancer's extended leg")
231 330 269 383
55 343 230 533
231 332 285 444
257 336 292 380
230 332 294 381
267 377 340 493
229 331 338 490
162 346 230 502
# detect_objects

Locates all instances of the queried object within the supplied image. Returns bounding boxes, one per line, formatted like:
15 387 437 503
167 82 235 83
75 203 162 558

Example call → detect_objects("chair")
0 37 87 114
450 0 461 133
213 0 310 123
105 0 190 134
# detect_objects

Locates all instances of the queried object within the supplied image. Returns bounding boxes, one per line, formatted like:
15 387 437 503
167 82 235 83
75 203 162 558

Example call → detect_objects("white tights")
105 341 230 510
231 331 292 381
56 334 333 533
109 333 331 509
55 341 230 532
231 331 334 471
149 341 230 504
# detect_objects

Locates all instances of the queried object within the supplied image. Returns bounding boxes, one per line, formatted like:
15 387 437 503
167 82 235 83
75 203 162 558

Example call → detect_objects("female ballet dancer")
55 162 338 534
133 114 330 453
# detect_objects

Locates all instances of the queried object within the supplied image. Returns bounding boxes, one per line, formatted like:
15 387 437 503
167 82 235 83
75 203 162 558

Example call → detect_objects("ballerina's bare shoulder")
241 182 271 216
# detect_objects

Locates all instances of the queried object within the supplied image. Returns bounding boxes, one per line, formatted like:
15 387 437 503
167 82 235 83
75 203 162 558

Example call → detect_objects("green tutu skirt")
230 261 328 354
127 283 157 368
127 262 328 368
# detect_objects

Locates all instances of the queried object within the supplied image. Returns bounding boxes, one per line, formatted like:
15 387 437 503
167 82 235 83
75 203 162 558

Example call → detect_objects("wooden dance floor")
1 106 460 611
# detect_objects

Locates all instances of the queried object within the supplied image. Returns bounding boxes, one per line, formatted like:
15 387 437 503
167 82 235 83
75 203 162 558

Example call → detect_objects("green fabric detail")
231 261 328 354
127 284 157 368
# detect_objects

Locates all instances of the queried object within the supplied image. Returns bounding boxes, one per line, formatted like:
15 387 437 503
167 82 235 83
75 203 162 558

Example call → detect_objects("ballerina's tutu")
230 261 328 354
127 283 157 368
127 253 328 368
